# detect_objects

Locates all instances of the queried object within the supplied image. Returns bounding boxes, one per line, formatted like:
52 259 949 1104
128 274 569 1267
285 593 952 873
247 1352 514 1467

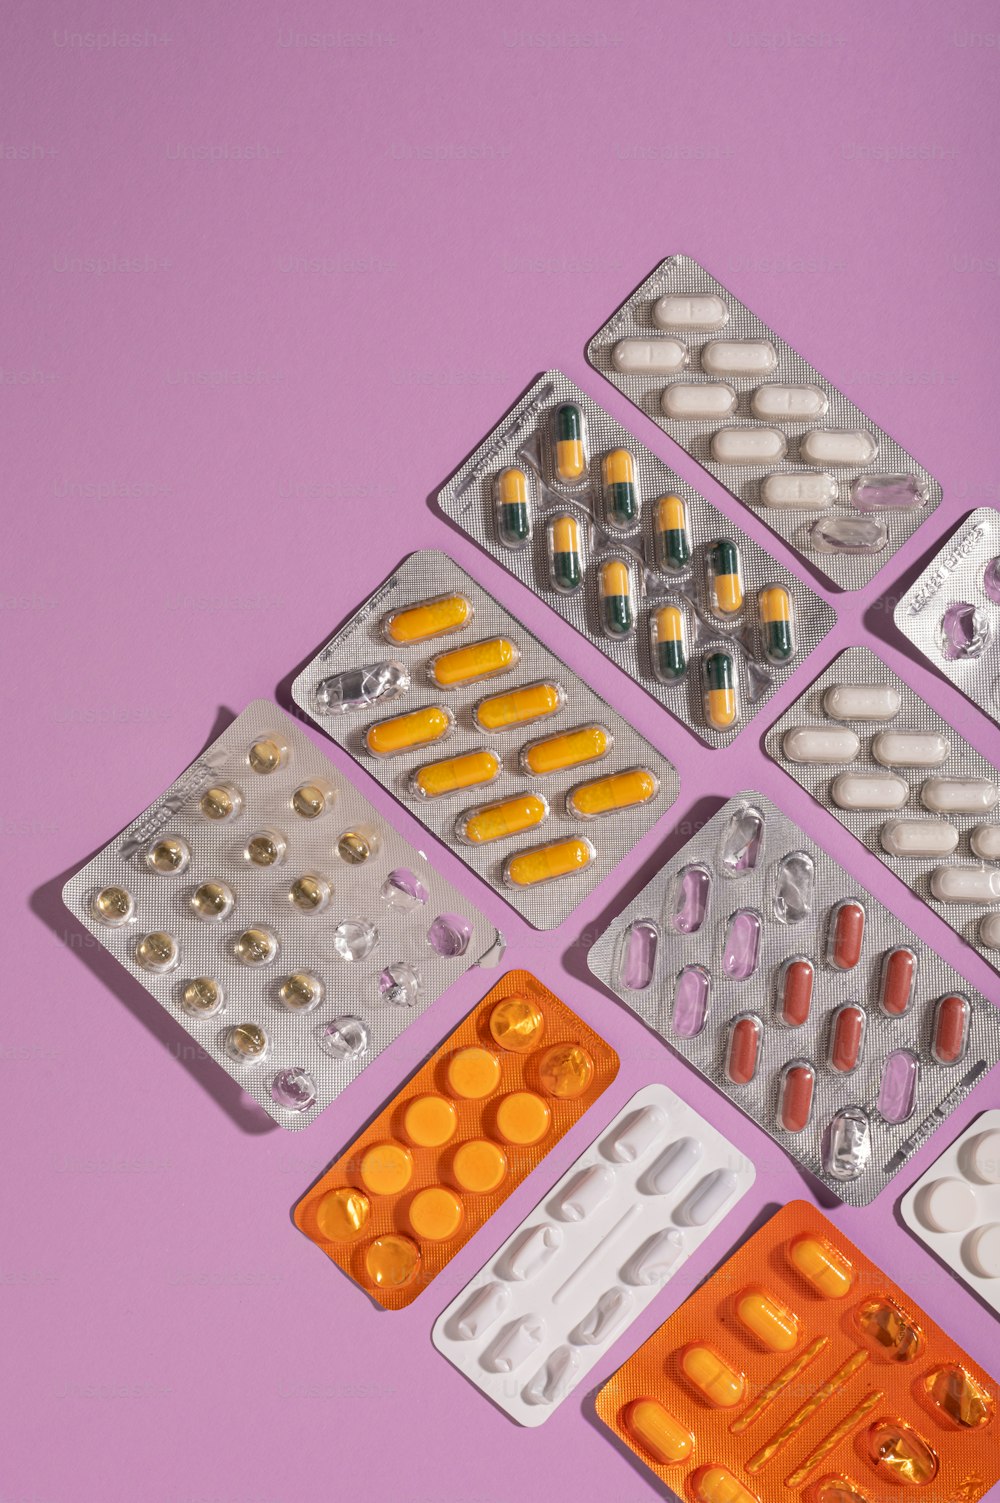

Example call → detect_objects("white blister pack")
901 1109 1000 1314
431 1083 754 1425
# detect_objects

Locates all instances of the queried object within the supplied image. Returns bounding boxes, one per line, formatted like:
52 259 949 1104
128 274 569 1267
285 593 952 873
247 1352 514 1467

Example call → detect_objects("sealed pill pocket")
290 550 678 927
61 702 502 1130
293 969 618 1308
586 256 942 590
902 1109 1000 1312
587 791 1000 1205
432 1082 754 1425
596 1200 1000 1503
434 372 835 748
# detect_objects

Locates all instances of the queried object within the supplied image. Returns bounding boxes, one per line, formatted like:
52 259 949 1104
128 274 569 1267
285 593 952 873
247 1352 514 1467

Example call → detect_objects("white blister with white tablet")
901 1110 1000 1314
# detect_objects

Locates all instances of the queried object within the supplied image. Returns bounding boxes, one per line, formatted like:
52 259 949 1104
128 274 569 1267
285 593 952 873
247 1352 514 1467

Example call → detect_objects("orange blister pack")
294 969 619 1309
597 1200 999 1503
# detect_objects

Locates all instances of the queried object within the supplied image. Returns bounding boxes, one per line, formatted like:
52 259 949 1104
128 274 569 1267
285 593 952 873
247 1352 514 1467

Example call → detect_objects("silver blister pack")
62 701 502 1130
587 791 999 1205
766 646 1000 968
894 507 1000 726
435 371 835 747
290 551 678 928
586 256 942 590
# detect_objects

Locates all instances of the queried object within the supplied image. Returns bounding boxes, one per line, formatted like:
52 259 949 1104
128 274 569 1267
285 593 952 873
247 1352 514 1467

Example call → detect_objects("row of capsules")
493 401 795 733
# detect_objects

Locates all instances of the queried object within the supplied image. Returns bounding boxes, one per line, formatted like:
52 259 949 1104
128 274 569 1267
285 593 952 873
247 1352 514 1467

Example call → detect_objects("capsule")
473 680 565 732
410 748 500 798
428 637 520 689
599 558 635 638
707 538 743 617
711 426 787 465
661 383 736 421
382 593 471 645
680 1345 745 1408
547 513 584 594
625 1398 694 1465
800 429 878 466
830 772 908 811
777 956 814 1027
458 793 548 845
932 994 970 1064
566 768 658 819
494 466 531 546
650 496 691 576
365 705 454 757
930 865 1000 903
778 1061 815 1133
651 604 687 683
782 726 860 764
758 585 795 663
828 899 865 970
971 824 1000 860
787 1234 854 1299
503 837 595 888
703 651 737 730
521 724 611 776
872 731 950 768
922 777 999 815
734 1288 798 1351
553 401 586 483
829 1004 866 1073
602 448 639 528
653 293 729 330
880 819 959 858
692 1466 759 1503
823 683 901 722
725 1014 761 1085
879 946 917 1016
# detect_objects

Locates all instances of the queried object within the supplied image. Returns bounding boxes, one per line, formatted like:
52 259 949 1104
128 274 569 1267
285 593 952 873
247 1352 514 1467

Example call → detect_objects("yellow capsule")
707 539 744 616
504 836 595 887
428 637 520 689
625 1397 694 1464
681 1345 746 1408
599 558 635 638
566 767 658 819
758 584 795 664
787 1234 854 1299
656 493 692 572
603 448 639 527
458 793 548 844
474 679 565 731
548 513 584 593
554 401 586 483
411 748 499 798
693 1466 759 1503
704 651 738 731
735 1288 799 1352
521 724 611 776
383 593 472 645
365 705 454 757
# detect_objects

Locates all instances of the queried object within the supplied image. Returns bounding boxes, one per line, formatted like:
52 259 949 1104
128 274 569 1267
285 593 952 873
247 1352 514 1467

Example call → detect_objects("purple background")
7 3 1000 1500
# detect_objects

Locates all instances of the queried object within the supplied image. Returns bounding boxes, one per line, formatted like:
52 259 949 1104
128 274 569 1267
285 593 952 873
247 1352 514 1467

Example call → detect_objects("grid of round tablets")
293 970 618 1309
902 1109 1000 1308
596 1201 999 1503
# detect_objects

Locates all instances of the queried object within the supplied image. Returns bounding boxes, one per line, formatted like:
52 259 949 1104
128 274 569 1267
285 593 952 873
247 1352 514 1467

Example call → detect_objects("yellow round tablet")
452 1139 507 1193
316 1186 370 1242
539 1043 594 1099
446 1046 501 1100
489 995 546 1053
365 1234 421 1289
495 1090 552 1146
359 1141 413 1196
408 1185 464 1241
403 1094 458 1148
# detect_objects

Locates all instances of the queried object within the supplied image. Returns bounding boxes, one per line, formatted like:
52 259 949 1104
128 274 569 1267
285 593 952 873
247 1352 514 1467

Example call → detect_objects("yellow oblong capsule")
473 679 565 732
625 1397 694 1464
428 637 520 689
693 1466 759 1503
520 724 612 776
383 593 472 645
680 1345 745 1408
504 837 595 888
410 748 500 798
735 1287 799 1352
787 1234 854 1299
566 768 659 820
365 705 454 758
553 401 587 484
457 793 549 845
599 557 635 638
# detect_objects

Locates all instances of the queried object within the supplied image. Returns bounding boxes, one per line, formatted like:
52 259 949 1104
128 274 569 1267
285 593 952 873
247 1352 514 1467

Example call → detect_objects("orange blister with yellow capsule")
597 1200 999 1503
294 969 618 1309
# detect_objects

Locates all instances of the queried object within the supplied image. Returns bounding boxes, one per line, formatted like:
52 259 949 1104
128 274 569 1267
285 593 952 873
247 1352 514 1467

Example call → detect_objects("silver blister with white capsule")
586 255 942 590
587 791 999 1206
901 1109 1000 1310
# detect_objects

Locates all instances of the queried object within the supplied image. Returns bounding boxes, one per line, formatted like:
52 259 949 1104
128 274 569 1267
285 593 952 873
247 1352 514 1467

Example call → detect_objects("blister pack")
293 970 618 1308
587 792 1000 1205
434 373 835 748
901 1110 1000 1313
431 1083 754 1426
61 702 501 1130
894 507 1000 727
766 646 1000 967
586 256 942 590
290 550 677 926
596 1200 1000 1503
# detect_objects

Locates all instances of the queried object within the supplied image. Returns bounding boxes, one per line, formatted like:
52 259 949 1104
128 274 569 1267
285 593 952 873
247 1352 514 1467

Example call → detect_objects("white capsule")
799 429 878 466
621 1229 685 1286
646 1136 703 1195
675 1168 738 1227
455 1282 510 1340
822 683 901 722
931 866 1000 903
556 1164 615 1222
611 337 687 374
660 382 737 421
701 339 779 377
606 1104 668 1163
971 825 1000 861
653 293 729 330
881 818 959 858
711 427 787 464
485 1313 545 1373
501 1224 562 1281
981 912 1000 948
872 731 950 768
751 384 829 421
922 777 999 815
782 726 860 765
831 772 908 811
760 471 838 509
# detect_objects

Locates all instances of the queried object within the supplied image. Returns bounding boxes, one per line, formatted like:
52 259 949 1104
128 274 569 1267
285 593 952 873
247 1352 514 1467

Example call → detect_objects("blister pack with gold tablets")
61 702 501 1130
290 550 677 927
586 256 942 589
596 1200 1000 1503
434 372 835 747
293 970 618 1308
587 792 1000 1205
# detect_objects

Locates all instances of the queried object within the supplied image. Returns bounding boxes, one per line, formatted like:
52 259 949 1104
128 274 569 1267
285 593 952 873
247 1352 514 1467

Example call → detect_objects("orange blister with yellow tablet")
294 969 618 1309
597 1200 1000 1503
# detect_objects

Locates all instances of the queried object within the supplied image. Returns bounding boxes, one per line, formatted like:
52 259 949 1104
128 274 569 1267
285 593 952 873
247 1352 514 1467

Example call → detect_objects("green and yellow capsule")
548 513 584 594
599 558 635 638
494 466 531 547
704 650 738 730
651 604 687 682
553 402 586 484
707 538 743 617
655 494 691 573
602 448 639 528
758 584 795 663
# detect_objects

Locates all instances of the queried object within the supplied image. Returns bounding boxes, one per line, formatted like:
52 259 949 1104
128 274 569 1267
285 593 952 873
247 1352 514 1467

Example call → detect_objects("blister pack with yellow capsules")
586 256 942 590
766 646 1000 970
596 1200 1000 1503
434 372 835 748
293 970 618 1309
587 791 1000 1205
61 702 501 1130
290 550 677 926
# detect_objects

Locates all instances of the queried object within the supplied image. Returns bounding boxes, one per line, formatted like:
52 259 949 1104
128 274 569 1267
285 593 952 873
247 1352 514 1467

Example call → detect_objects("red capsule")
879 945 917 1016
778 957 813 1027
830 1004 865 1074
725 1015 761 1085
932 994 970 1065
778 1062 815 1133
828 900 865 971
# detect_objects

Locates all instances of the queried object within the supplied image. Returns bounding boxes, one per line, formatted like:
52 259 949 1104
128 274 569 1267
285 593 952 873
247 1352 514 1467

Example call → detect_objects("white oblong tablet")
660 382 737 421
606 1103 668 1163
922 777 999 814
646 1136 703 1195
969 1128 1000 1184
971 825 1000 861
574 1286 634 1346
831 772 908 811
981 912 1000 948
711 427 787 464
760 471 837 509
822 683 901 722
701 340 778 377
556 1164 615 1222
917 1177 979 1233
799 429 878 466
622 1229 685 1286
931 865 1000 903
611 337 688 375
966 1223 1000 1279
751 384 828 421
675 1168 738 1227
501 1223 562 1281
871 731 951 768
485 1313 545 1373
652 293 729 330
782 726 860 765
455 1281 510 1340
881 818 959 858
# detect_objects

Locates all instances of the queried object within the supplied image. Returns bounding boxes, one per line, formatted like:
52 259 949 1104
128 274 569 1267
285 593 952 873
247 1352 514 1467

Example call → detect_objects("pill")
146 836 190 874
93 885 135 926
735 1288 799 1351
701 340 778 377
981 912 1000 948
681 1346 745 1408
452 1139 507 1194
930 865 1000 902
455 1281 510 1339
783 726 860 764
654 292 729 330
224 1022 268 1063
969 1127 1000 1182
547 513 584 594
922 777 999 814
521 724 610 775
446 1046 501 1100
247 735 287 774
830 772 908 810
553 402 586 483
750 383 828 420
287 874 331 912
823 683 901 721
313 661 410 715
557 1164 615 1221
411 749 500 798
778 1062 815 1133
359 1142 413 1195
880 819 959 858
704 651 738 731
473 679 564 732
918 1177 978 1233
602 449 639 528
180 978 224 1017
757 585 795 663
277 972 324 1012
233 926 278 966
879 946 917 1016
612 336 687 374
489 994 545 1052
606 1104 667 1163
677 1168 738 1226
366 1235 421 1290
199 782 243 822
707 538 743 615
428 637 519 689
799 429 878 466
967 1223 1000 1278
566 767 659 819
403 1094 457 1148
651 604 688 683
458 793 548 844
621 1228 685 1285
291 781 333 819
760 471 838 509
661 382 736 421
365 705 454 758
135 931 179 974
625 1398 694 1465
647 1136 703 1195
828 900 865 969
787 1234 854 1298
692 1466 759 1503
932 993 970 1064
971 825 1000 860
316 1187 370 1242
504 836 595 887
778 957 814 1027
830 1004 865 1073
409 1185 465 1242
711 427 787 465
383 593 472 645
495 466 531 546
725 1014 761 1085
495 1090 551 1145
654 494 691 572
872 731 950 768
599 558 635 638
